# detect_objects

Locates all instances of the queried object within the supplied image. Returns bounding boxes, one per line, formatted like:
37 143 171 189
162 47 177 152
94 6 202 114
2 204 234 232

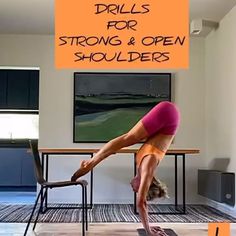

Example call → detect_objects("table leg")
183 154 186 213
90 154 93 208
40 153 45 213
133 153 138 214
45 154 49 210
175 154 178 209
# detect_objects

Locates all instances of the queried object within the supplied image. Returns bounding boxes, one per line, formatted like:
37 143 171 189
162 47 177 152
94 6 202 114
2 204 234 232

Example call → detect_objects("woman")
71 101 180 236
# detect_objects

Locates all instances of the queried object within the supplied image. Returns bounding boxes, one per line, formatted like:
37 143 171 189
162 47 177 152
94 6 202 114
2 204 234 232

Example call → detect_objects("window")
0 113 39 139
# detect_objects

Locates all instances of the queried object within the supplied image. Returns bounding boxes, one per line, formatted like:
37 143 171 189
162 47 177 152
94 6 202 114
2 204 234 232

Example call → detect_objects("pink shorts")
141 101 180 137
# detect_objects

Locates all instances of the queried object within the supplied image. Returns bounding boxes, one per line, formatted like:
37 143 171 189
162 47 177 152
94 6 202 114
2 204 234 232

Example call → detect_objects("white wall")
0 34 205 204
205 5 236 216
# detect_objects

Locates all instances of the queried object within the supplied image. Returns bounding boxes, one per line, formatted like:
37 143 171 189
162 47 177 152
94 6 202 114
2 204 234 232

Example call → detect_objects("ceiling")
0 0 236 35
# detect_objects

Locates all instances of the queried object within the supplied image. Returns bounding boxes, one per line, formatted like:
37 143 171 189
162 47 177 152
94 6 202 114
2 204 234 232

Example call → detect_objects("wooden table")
39 148 199 214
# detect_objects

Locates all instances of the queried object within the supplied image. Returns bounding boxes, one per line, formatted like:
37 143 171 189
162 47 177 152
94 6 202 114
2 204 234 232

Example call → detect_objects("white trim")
0 66 40 70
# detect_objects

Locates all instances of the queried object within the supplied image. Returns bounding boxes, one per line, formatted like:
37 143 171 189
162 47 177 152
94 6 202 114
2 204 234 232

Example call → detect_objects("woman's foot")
71 160 93 181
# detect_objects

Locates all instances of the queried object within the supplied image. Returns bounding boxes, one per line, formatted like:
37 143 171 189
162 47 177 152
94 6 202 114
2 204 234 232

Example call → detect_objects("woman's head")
146 177 169 201
130 176 168 200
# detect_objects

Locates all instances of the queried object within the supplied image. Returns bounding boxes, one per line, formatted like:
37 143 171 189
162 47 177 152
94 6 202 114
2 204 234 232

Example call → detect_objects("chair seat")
42 179 88 188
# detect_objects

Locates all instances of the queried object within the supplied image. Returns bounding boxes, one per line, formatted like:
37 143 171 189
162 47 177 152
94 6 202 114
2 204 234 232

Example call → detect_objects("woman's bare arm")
137 155 159 234
137 172 152 233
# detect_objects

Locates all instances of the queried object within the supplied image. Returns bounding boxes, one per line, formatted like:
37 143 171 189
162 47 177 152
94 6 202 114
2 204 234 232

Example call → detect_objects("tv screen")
73 73 171 142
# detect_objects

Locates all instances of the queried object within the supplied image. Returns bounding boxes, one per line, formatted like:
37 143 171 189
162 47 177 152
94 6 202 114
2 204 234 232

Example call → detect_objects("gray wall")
205 5 236 216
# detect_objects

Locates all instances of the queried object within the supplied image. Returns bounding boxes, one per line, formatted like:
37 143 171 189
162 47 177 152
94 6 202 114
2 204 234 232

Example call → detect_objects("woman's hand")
147 226 168 236
71 160 92 181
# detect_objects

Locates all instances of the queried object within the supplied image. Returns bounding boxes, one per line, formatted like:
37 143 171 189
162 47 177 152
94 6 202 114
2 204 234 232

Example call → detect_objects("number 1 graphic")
215 227 219 236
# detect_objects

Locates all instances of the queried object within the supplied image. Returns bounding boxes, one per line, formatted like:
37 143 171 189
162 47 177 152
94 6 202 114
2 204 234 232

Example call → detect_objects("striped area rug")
0 204 235 223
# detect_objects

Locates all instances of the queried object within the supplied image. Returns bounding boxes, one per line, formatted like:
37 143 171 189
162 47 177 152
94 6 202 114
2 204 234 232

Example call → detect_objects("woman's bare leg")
71 121 149 181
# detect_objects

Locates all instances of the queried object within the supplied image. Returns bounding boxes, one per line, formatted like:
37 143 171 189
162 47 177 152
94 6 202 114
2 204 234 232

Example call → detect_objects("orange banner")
208 223 230 236
55 0 189 69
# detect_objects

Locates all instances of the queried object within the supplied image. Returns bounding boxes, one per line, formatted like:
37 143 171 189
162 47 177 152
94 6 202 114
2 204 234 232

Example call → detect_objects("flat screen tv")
73 72 171 143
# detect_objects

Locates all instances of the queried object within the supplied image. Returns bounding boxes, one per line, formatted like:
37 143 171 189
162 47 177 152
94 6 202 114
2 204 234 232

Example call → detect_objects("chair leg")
23 188 42 236
81 185 85 236
33 188 47 230
41 188 48 214
85 185 88 231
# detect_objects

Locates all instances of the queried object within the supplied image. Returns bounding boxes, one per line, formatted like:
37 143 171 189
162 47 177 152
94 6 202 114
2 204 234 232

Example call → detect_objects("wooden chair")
24 140 88 236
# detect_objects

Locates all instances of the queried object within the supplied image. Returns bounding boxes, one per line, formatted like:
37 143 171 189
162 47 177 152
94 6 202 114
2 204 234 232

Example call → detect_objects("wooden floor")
1 223 236 236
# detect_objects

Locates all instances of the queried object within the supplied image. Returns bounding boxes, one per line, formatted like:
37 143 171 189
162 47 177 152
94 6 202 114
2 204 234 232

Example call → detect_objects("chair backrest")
29 139 46 185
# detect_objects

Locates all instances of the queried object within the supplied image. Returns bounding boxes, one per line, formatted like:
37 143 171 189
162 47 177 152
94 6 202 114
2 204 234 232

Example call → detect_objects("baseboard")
206 198 236 217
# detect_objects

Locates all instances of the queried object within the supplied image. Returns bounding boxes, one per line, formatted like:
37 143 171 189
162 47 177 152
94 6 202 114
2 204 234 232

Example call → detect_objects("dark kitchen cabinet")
29 70 40 110
0 148 36 188
0 71 7 107
7 70 30 109
0 149 22 186
0 69 39 110
21 152 37 186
